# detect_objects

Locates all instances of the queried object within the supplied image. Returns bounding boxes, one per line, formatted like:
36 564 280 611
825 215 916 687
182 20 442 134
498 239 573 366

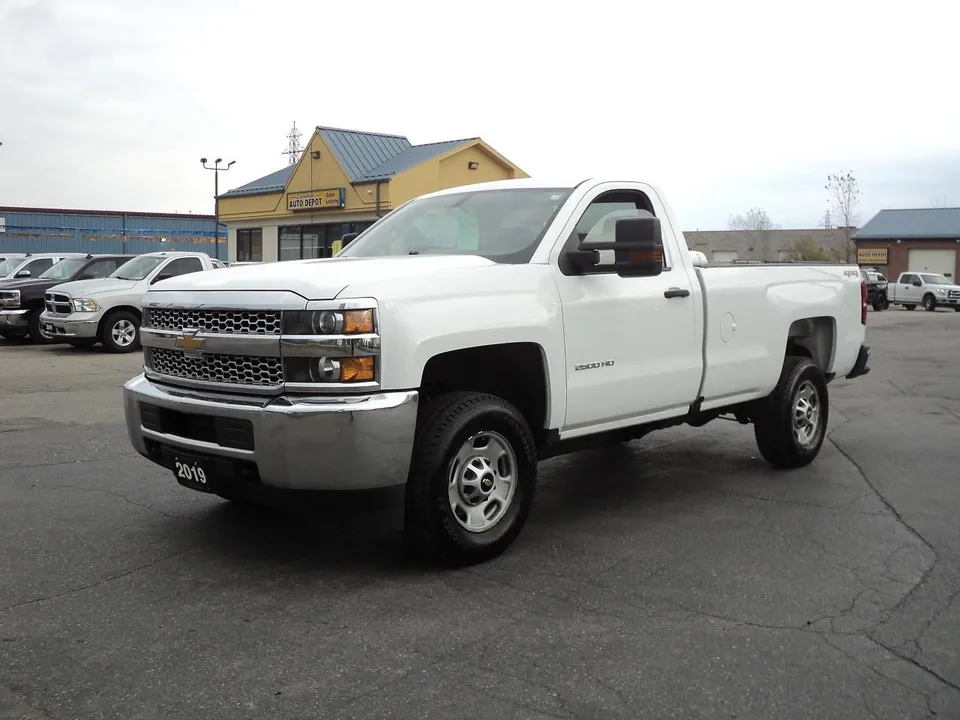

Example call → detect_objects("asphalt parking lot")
2 308 959 720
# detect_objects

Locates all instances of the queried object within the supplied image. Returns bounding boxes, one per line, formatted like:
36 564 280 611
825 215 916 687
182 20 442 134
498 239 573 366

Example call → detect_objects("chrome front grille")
144 308 281 335
949 290 960 299
44 293 72 315
146 347 283 387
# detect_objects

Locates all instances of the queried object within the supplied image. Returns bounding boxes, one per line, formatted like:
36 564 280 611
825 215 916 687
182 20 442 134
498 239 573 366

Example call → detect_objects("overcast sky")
1 0 958 231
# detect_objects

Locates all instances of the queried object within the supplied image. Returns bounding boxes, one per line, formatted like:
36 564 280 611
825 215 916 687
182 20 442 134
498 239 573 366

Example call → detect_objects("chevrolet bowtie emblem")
175 331 204 355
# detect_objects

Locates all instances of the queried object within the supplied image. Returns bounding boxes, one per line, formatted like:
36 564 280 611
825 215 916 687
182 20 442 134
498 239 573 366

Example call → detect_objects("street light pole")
200 157 235 260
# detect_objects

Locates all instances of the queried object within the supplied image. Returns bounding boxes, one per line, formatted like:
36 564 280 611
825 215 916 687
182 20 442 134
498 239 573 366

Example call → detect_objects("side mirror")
151 273 173 285
15 270 30 278
341 232 358 246
564 216 664 278
912 280 922 287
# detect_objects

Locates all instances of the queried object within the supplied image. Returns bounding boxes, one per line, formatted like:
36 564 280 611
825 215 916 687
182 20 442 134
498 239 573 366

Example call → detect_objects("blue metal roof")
854 208 960 239
220 165 295 198
357 139 475 182
318 126 412 182
220 127 482 198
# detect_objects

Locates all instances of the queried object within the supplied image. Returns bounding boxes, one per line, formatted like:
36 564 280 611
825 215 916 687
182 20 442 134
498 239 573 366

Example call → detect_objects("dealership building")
218 125 528 263
853 207 960 280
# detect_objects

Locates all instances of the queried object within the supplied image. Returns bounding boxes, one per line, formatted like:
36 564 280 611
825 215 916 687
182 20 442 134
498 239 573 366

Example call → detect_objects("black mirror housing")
151 273 173 285
341 232 358 246
613 217 664 277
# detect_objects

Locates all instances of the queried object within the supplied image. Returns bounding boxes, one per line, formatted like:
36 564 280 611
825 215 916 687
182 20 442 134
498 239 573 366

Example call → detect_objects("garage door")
712 251 738 263
908 248 956 279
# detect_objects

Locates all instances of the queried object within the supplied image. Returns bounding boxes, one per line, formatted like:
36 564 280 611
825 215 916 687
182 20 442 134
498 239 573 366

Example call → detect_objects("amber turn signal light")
341 356 375 382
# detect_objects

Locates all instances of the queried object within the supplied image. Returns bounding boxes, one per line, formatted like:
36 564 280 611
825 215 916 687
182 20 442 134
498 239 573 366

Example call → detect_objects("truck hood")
0 278 58 291
147 255 498 300
48 278 138 297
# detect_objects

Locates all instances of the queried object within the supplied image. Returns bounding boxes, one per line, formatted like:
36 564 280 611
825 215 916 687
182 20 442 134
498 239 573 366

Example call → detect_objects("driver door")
551 184 703 434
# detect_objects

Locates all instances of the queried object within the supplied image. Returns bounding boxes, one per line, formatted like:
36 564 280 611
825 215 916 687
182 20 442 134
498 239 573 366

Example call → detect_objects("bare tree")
826 170 861 263
728 207 778 232
728 208 780 261
931 194 949 208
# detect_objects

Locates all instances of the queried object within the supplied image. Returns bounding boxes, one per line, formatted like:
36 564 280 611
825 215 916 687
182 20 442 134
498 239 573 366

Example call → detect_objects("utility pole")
200 157 235 260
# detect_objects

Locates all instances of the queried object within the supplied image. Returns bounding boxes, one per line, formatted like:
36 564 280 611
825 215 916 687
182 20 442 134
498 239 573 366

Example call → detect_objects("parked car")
0 253 88 281
40 251 219 352
120 177 872 565
861 268 889 310
0 254 132 342
887 271 960 312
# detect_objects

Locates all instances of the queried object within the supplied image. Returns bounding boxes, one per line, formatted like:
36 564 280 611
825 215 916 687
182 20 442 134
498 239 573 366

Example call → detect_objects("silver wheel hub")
792 380 821 446
112 319 136 347
448 430 517 533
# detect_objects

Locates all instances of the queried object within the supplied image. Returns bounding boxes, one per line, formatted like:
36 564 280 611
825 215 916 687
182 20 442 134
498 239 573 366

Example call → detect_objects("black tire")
880 295 889 310
923 294 937 312
903 304 916 311
954 308 960 313
872 302 883 311
27 309 56 344
67 339 97 348
100 310 141 353
404 391 538 566
753 355 829 469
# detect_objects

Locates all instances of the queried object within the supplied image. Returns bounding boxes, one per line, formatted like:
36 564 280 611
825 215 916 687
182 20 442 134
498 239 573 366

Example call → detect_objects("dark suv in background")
0 254 133 343
861 267 889 311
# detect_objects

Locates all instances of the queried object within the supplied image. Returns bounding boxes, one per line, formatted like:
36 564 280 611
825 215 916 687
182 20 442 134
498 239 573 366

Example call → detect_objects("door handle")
664 287 691 299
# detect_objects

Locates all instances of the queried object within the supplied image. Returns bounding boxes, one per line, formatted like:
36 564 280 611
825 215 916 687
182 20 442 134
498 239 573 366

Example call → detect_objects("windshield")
920 274 951 285
39 258 86 280
111 256 163 281
0 258 24 276
337 188 573 264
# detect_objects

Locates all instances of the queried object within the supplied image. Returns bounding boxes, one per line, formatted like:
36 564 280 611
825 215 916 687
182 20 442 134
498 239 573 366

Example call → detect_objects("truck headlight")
0 290 20 309
936 288 947 295
283 309 375 335
71 298 101 312
284 356 376 383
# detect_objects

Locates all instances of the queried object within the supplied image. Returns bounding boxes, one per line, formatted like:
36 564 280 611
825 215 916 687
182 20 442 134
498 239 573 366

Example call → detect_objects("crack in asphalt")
29 482 199 522
0 543 212 615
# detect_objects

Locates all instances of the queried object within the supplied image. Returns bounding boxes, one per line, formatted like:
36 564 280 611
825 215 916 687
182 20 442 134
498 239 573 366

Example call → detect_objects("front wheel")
404 391 538 566
923 294 937 312
28 310 56 344
101 310 141 353
753 355 829 469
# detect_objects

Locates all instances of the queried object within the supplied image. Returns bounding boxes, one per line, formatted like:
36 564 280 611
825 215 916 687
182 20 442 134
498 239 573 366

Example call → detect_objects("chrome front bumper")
39 310 100 338
0 309 29 329
122 374 419 492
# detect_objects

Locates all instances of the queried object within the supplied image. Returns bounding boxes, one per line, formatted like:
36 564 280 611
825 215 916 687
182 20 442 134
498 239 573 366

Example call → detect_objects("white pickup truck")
886 271 960 312
121 178 871 565
41 251 219 352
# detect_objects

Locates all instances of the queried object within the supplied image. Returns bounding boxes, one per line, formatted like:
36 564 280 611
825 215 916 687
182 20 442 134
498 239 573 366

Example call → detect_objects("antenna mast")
283 121 303 165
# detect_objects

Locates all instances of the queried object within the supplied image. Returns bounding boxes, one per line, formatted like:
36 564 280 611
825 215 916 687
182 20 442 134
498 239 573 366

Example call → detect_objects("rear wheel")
753 355 829 469
101 310 141 353
923 294 937 312
404 391 538 566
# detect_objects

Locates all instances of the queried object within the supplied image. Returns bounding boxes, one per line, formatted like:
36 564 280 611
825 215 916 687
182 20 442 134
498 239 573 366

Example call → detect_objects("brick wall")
683 228 853 263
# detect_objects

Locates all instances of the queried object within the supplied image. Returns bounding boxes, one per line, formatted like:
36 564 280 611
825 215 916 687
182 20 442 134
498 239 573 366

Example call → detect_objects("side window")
80 259 120 279
23 258 54 276
161 257 203 278
901 274 916 285
565 190 661 273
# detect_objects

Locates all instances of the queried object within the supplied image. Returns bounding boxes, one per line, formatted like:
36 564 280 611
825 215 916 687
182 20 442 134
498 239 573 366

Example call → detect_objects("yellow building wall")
390 142 527 207
219 130 390 223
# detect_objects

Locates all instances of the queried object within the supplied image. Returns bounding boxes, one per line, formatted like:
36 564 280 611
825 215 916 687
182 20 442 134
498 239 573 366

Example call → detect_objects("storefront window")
279 226 302 261
278 222 377 260
236 228 263 262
